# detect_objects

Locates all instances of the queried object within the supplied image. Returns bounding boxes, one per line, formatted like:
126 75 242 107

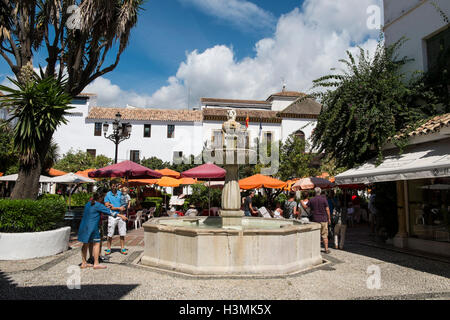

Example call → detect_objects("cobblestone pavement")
69 227 145 249
1 224 449 300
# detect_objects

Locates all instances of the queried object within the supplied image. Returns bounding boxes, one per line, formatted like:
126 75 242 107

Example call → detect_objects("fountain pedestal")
220 164 243 228
140 109 323 276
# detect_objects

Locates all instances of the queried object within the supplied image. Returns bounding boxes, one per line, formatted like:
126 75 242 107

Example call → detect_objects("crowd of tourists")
76 182 377 268
242 187 377 254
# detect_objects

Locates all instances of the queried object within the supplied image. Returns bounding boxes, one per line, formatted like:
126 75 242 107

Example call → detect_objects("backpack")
283 200 296 219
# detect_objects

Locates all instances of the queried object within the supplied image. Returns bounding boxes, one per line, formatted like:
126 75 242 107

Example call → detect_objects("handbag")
331 209 341 225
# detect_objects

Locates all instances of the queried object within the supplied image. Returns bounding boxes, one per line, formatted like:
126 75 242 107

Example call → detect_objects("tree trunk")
10 137 51 200
10 159 42 200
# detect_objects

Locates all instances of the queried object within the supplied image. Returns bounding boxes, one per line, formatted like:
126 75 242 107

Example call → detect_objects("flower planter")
0 226 71 260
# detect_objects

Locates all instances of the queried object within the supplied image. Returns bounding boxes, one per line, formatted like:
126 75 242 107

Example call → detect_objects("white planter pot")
0 226 71 260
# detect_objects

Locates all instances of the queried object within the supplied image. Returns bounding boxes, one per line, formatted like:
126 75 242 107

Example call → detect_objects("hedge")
0 198 67 233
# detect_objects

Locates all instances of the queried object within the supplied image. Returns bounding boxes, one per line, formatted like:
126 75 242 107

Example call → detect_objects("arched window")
294 130 305 141
294 130 305 153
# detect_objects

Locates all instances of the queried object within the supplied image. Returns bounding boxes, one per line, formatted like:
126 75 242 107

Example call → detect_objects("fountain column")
218 109 245 228
220 163 244 228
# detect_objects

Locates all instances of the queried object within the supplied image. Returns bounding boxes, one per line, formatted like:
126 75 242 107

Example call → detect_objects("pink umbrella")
181 163 226 179
292 177 335 191
181 163 226 216
88 160 162 179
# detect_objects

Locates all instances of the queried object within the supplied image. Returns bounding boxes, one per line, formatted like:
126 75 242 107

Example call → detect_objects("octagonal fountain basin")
141 217 323 276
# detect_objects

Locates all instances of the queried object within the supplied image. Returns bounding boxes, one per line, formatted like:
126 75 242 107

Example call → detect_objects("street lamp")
103 112 132 163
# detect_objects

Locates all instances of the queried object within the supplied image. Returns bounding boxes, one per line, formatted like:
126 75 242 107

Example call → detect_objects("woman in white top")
273 203 283 219
299 192 310 219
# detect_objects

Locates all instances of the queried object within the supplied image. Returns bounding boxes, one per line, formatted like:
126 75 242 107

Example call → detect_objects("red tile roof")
395 113 450 138
87 107 203 122
201 98 270 105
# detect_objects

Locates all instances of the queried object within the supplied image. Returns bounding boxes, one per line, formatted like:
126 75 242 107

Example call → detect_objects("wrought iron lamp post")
103 112 132 164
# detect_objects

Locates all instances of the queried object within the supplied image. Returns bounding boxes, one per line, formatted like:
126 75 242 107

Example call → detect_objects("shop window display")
408 178 450 243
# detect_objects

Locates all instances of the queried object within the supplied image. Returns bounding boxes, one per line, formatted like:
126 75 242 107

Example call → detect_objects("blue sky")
0 0 383 108
95 0 305 94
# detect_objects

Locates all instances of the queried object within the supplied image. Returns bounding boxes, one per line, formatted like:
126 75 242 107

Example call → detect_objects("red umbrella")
181 163 226 216
88 160 162 179
181 163 226 179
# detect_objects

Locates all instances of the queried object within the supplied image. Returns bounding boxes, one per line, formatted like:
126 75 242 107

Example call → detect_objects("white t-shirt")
274 208 282 218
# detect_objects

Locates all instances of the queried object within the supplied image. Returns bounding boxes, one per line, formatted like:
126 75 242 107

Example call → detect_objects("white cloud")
179 0 276 31
88 0 383 109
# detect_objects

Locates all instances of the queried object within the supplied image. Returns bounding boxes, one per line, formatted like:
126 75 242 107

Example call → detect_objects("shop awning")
335 139 450 185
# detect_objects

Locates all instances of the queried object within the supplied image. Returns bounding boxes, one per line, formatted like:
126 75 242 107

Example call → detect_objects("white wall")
281 118 316 143
53 98 317 164
384 0 450 76
202 120 282 149
53 101 204 163
384 0 424 25
270 98 296 112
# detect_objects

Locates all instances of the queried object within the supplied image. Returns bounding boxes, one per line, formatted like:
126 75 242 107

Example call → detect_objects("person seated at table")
272 203 283 219
185 204 198 217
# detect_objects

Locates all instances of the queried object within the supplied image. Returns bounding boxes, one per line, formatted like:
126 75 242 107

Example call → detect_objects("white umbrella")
0 174 55 183
50 173 96 209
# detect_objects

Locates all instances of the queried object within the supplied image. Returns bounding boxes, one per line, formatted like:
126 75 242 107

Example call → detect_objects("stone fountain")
140 110 322 276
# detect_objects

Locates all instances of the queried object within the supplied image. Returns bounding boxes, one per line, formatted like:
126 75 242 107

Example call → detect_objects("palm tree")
0 0 145 96
41 139 60 175
0 73 72 199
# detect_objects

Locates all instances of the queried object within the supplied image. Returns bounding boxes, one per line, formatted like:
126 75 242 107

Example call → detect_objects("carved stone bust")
222 109 246 149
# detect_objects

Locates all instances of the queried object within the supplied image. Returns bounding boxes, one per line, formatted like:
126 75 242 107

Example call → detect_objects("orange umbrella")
128 179 159 186
157 176 181 187
156 168 180 178
239 174 286 190
178 177 197 185
48 168 66 176
283 178 299 191
75 168 96 178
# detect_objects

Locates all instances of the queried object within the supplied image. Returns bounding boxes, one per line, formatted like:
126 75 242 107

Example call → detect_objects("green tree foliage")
0 74 72 199
41 140 59 175
277 134 320 181
54 149 112 173
140 156 169 170
0 120 18 173
0 0 145 97
189 184 222 209
310 37 442 169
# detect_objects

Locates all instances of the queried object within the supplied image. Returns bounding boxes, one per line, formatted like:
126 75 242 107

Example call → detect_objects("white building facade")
384 0 450 76
52 90 321 164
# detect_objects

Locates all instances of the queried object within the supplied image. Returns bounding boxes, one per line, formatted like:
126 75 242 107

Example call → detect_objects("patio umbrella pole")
68 183 72 210
209 178 211 216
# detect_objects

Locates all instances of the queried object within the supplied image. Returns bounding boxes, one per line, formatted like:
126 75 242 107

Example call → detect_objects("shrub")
189 184 221 209
0 198 67 233
69 192 93 207
275 193 287 207
38 193 64 201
